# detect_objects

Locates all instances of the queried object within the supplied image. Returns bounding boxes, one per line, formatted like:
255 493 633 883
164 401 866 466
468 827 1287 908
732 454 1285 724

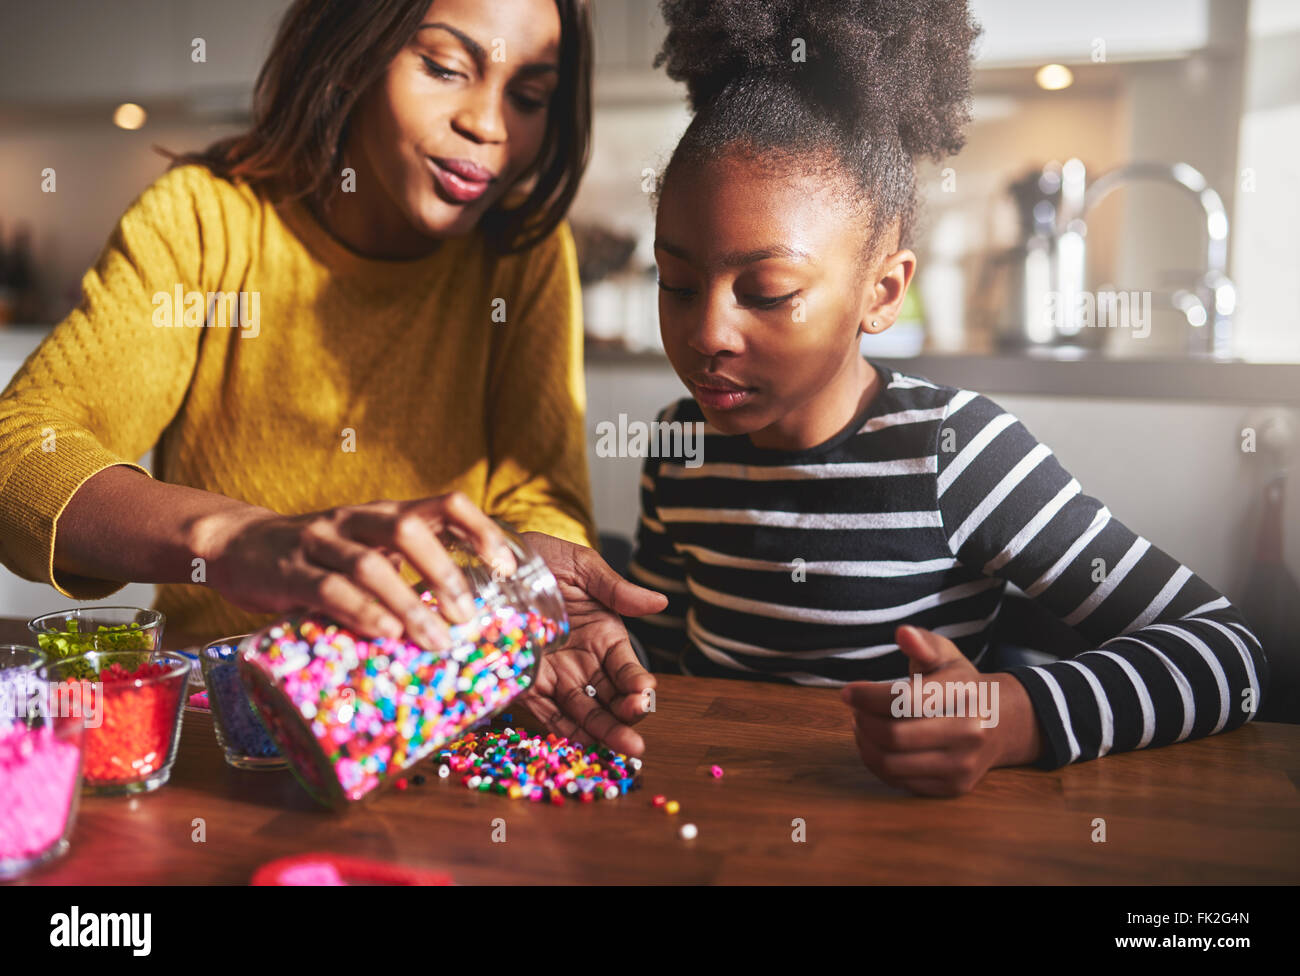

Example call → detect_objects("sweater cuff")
1002 665 1075 771
0 435 150 600
508 509 597 551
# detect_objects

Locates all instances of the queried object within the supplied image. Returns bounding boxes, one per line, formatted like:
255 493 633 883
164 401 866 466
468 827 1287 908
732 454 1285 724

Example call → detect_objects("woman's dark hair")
164 0 592 254
655 0 980 252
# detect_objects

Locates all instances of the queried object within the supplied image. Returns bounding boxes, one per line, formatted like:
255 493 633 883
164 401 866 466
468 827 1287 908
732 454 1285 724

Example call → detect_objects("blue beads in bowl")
200 638 285 770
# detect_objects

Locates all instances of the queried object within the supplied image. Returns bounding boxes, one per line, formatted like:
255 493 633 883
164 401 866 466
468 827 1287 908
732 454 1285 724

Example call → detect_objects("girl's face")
347 0 562 250
655 152 914 450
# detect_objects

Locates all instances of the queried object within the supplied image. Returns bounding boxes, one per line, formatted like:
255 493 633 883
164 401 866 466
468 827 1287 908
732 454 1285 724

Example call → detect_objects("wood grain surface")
3 617 1297 884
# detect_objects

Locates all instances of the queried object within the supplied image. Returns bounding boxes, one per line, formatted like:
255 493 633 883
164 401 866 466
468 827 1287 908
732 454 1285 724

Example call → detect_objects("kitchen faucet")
1064 160 1236 357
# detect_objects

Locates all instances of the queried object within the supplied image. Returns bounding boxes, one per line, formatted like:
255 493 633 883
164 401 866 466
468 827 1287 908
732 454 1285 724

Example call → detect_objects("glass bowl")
0 650 84 879
0 645 45 733
40 650 188 795
200 637 284 770
28 607 164 673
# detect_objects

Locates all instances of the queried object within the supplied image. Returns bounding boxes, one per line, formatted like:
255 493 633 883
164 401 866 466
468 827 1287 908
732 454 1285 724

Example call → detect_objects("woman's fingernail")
456 592 477 619
421 619 449 650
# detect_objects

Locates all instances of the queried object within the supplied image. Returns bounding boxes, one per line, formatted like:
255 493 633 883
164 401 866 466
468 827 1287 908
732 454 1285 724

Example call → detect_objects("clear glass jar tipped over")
237 526 568 808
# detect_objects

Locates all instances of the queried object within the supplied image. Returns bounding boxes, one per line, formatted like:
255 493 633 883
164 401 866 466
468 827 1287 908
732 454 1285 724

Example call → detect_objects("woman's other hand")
515 532 669 757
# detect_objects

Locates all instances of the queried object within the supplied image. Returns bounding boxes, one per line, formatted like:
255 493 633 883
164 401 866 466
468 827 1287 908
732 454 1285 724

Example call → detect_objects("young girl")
0 0 665 751
627 0 1269 793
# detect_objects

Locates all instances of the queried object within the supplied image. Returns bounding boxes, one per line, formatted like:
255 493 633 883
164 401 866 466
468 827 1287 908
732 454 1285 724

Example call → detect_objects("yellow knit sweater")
0 164 596 639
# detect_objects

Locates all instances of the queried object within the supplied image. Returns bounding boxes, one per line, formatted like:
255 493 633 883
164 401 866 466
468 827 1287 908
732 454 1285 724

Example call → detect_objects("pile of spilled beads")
237 594 566 804
433 728 642 804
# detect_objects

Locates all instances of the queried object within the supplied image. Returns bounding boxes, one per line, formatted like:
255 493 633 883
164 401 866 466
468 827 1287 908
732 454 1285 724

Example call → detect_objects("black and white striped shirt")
625 360 1269 770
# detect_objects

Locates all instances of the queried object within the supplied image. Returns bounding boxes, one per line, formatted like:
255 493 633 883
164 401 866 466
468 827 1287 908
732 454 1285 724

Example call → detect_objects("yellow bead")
665 800 680 815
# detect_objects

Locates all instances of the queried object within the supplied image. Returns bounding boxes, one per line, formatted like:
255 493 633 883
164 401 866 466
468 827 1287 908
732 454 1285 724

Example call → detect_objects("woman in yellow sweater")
0 0 665 754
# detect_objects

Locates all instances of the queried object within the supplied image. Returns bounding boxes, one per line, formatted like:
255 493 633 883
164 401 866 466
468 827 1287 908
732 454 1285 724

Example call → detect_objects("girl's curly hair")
655 0 981 250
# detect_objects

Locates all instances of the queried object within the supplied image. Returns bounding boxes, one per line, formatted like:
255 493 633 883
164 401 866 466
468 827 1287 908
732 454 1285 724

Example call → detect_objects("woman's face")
655 152 913 449
348 0 562 246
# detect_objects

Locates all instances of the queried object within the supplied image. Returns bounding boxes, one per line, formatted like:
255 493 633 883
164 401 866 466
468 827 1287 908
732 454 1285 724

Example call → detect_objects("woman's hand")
839 625 1044 796
200 493 518 650
515 532 669 757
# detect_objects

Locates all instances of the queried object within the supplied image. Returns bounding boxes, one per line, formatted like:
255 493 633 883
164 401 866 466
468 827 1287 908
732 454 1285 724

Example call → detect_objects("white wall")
1228 0 1300 362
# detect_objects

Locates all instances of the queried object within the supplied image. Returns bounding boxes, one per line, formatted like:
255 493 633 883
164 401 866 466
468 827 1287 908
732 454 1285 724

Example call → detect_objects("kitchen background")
0 0 1297 641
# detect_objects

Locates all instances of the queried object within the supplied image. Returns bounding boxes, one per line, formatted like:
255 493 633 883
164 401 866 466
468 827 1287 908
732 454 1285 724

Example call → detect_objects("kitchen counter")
8 324 1298 405
585 344 1300 405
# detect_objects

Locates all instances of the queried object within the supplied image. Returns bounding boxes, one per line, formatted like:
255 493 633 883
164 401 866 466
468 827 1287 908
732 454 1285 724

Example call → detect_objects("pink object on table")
188 690 209 710
251 852 454 885
277 861 346 886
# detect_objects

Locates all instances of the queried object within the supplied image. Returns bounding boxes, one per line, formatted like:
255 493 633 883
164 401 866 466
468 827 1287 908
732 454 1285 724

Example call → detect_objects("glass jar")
41 650 189 795
1 647 84 879
200 636 285 770
237 527 568 809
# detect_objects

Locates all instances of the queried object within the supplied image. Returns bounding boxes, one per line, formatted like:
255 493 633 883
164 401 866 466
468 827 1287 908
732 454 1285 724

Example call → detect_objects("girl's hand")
840 625 1044 796
515 532 668 757
202 493 517 650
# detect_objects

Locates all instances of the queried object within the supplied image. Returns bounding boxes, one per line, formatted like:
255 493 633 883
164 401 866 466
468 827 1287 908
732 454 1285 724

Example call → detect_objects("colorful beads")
238 594 565 805
0 723 80 868
203 649 279 761
433 727 640 804
80 659 187 788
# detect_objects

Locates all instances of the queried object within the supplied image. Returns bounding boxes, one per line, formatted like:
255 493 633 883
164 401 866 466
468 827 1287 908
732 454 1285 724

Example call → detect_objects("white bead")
604 785 619 800
438 764 450 778
679 823 698 840
468 775 482 788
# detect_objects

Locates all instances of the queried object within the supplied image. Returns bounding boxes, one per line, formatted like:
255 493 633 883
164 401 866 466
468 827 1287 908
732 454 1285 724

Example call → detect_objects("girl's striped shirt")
625 360 1269 770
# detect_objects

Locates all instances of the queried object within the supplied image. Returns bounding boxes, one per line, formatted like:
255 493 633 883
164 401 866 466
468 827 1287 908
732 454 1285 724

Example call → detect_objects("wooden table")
5 617 1299 884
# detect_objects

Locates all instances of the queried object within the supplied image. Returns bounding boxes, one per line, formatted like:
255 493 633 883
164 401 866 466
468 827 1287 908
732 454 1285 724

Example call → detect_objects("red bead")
652 794 666 807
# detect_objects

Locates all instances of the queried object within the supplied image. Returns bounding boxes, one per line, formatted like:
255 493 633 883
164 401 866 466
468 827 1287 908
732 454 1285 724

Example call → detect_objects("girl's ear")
859 248 917 335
